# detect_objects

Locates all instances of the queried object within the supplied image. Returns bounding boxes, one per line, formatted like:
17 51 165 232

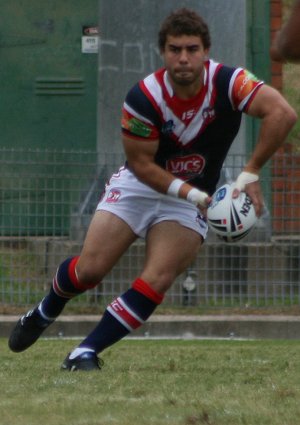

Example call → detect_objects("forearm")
130 160 209 206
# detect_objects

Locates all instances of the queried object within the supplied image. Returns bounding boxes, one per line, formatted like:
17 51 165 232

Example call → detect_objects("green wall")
0 0 98 150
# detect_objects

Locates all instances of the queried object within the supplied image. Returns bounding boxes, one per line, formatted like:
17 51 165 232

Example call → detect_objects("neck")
168 69 205 100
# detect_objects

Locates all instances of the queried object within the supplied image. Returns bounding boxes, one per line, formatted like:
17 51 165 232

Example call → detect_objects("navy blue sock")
39 256 95 319
39 287 69 320
78 278 164 353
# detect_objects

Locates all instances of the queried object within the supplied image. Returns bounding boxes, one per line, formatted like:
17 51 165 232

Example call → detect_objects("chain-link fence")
0 148 299 310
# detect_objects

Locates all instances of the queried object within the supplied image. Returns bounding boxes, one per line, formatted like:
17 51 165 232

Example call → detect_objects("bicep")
246 85 290 119
122 135 159 169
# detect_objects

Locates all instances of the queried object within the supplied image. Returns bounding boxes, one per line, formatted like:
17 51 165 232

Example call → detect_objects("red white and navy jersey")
121 59 263 195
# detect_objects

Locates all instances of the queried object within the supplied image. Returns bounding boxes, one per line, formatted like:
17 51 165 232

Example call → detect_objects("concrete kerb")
2 314 300 340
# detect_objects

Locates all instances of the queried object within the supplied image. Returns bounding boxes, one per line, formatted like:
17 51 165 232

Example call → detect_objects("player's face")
162 35 208 91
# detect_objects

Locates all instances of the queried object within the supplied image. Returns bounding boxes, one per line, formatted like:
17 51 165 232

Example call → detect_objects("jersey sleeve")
229 68 264 112
121 82 160 140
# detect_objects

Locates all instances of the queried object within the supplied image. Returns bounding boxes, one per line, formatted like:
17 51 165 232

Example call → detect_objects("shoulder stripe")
141 74 164 119
228 68 243 109
123 102 154 125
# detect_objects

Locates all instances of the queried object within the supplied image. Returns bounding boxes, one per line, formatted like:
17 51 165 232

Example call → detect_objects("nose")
178 48 188 63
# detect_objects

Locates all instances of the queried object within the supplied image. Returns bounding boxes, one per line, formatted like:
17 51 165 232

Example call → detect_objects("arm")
270 0 300 62
244 85 297 173
233 85 297 215
123 135 211 208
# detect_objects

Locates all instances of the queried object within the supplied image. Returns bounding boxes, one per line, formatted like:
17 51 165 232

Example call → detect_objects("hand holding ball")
207 183 257 242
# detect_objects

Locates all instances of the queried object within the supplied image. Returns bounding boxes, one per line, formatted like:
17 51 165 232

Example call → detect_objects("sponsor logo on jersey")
161 120 175 135
125 117 152 138
234 70 260 102
106 189 121 203
166 154 205 179
202 107 216 122
196 212 207 229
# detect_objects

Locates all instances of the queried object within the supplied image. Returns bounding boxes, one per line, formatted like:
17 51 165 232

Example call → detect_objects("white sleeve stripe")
236 83 264 111
228 68 243 109
123 102 154 125
143 73 164 105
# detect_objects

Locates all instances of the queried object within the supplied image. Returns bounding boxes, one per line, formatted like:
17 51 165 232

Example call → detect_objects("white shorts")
96 167 208 239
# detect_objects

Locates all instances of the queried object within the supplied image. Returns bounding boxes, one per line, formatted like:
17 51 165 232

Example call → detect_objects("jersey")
121 59 263 195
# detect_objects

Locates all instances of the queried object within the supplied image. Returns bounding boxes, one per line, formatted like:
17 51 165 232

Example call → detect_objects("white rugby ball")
207 183 257 242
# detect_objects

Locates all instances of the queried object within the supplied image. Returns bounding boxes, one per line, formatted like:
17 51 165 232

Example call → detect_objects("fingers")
196 195 212 218
206 195 212 205
232 171 263 216
246 185 264 217
232 187 240 199
233 181 264 217
199 195 212 213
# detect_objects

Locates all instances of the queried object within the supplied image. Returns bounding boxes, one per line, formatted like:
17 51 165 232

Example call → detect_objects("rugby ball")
207 183 257 242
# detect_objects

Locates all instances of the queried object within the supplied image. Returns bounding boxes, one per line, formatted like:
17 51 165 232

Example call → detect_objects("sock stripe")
68 256 99 291
77 284 161 353
132 278 164 304
53 276 76 299
117 297 144 324
68 256 80 285
107 306 133 331
107 297 144 331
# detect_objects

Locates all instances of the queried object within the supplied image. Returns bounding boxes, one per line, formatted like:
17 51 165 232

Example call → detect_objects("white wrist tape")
234 171 259 191
186 188 208 208
167 178 184 197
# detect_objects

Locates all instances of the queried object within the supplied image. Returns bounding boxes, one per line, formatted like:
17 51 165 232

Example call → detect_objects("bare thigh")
76 210 137 284
141 221 203 294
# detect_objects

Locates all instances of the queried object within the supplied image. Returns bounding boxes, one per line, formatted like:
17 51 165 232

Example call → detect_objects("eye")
187 45 200 53
169 45 181 54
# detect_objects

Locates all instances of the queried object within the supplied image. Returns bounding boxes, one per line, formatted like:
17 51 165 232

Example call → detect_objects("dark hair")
158 8 211 51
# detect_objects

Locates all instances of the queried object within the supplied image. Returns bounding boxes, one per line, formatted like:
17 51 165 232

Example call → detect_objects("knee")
141 270 176 294
75 258 102 287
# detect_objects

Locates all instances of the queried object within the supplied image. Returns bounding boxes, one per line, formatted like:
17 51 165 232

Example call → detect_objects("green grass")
1 338 300 425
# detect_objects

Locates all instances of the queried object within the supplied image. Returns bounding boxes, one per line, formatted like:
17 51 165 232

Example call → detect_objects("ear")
204 48 209 59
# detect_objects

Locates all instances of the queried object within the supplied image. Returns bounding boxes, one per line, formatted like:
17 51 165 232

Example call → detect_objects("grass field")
1 338 300 425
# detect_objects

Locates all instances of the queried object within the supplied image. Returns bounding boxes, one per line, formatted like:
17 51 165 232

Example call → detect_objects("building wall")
97 0 248 169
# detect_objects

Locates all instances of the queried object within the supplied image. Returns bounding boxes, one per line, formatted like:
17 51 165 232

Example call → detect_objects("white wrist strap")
186 188 208 208
234 171 259 191
167 179 208 207
167 178 184 197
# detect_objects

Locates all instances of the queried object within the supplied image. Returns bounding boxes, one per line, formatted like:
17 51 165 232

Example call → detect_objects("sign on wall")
82 25 99 54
